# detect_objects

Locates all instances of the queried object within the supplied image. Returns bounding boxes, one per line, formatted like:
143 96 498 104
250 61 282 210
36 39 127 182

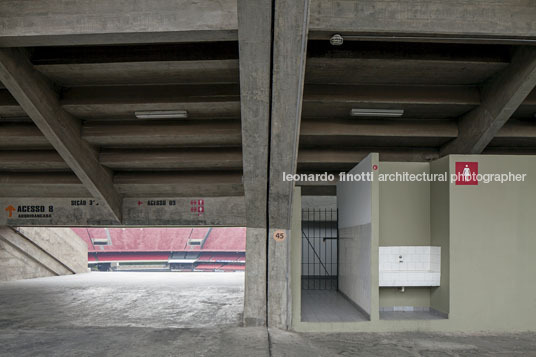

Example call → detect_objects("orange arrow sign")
5 205 15 218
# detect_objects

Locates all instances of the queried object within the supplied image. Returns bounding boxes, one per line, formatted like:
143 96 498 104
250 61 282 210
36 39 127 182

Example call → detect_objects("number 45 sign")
273 230 286 242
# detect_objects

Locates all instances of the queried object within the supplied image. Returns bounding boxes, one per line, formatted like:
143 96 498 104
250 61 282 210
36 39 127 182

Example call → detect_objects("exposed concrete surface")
0 327 270 357
16 227 87 274
0 197 246 227
0 226 87 281
0 272 534 356
0 272 244 329
269 329 536 357
0 327 534 357
243 227 267 327
309 0 536 38
0 0 238 46
0 238 57 282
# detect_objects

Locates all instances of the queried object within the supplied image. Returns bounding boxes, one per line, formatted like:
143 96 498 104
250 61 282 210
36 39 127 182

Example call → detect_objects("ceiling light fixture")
329 34 344 46
350 109 404 117
134 110 188 119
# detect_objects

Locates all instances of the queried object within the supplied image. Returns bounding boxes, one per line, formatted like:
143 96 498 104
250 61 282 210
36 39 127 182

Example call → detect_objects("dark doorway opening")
301 208 338 290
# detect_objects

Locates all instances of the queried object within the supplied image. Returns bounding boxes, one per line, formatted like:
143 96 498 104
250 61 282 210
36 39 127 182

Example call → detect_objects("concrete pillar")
238 0 272 326
267 0 310 329
243 227 267 326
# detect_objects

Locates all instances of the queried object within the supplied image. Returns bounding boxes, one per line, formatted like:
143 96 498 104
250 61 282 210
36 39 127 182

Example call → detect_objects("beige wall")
292 154 536 333
379 162 431 246
430 156 450 314
378 162 431 308
448 155 536 330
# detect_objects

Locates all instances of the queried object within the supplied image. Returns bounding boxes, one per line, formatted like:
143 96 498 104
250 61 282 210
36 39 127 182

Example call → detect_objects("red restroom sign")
455 162 478 185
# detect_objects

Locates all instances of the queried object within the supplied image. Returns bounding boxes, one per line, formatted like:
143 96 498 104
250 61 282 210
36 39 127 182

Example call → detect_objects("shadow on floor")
301 289 368 322
380 310 447 320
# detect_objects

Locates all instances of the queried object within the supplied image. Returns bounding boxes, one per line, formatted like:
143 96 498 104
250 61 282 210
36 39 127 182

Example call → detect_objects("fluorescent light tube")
135 110 188 119
350 109 404 117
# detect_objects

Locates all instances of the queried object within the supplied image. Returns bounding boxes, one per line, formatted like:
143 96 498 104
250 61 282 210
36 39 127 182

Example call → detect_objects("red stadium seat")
73 228 246 265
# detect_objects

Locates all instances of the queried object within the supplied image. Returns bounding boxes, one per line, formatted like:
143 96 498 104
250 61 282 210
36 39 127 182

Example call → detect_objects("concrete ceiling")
0 0 536 223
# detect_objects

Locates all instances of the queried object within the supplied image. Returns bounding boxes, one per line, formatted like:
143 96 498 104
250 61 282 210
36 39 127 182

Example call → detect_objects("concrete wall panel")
17 227 87 274
0 226 87 282
337 154 377 316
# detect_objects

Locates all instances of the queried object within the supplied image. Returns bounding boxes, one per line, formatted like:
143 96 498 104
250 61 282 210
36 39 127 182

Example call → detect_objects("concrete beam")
307 41 511 63
268 0 310 330
60 84 240 120
61 84 239 105
0 150 68 171
0 197 245 227
0 124 51 148
309 0 536 42
0 147 442 173
0 48 122 221
0 172 244 198
82 121 242 148
3 0 535 47
114 171 244 197
298 148 439 169
0 84 485 118
99 148 243 170
0 119 456 149
0 148 243 171
0 0 238 47
441 46 536 155
30 42 239 65
6 118 536 153
36 61 239 87
237 0 272 327
6 83 535 120
304 84 480 106
301 119 457 137
483 147 536 155
305 42 510 86
30 42 239 86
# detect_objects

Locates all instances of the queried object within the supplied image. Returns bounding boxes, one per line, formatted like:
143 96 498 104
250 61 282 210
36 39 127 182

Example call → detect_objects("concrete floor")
0 272 535 356
269 330 536 357
0 272 244 329
301 289 368 322
380 310 447 320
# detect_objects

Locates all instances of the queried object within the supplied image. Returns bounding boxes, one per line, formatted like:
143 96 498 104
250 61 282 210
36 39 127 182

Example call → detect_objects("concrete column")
267 0 310 329
238 0 272 326
243 227 267 326
239 0 309 329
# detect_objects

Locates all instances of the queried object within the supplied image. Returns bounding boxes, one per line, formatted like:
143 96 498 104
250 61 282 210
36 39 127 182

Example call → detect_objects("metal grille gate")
301 208 338 290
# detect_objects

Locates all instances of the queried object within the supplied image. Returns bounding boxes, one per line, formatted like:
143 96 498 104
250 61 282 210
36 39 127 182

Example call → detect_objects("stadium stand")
202 227 246 251
194 263 224 271
74 228 245 272
221 264 246 271
208 253 239 262
88 252 170 262
198 253 214 261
